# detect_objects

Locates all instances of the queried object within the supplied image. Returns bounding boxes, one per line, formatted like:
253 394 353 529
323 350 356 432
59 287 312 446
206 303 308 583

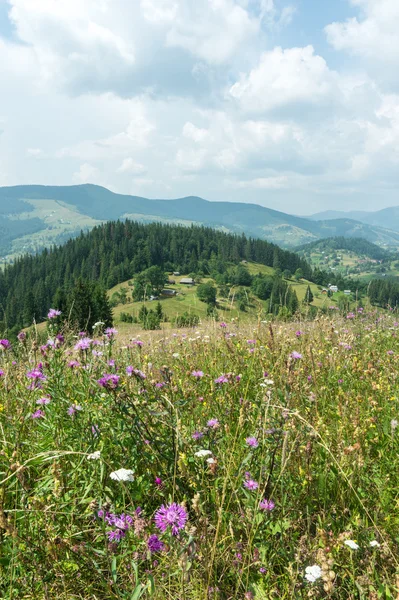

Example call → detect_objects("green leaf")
130 583 145 600
111 556 117 584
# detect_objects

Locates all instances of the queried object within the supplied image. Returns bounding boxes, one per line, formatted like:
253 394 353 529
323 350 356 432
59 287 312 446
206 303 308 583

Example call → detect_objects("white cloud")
325 0 399 79
57 99 155 160
27 148 43 157
8 0 135 92
117 158 147 175
229 46 338 112
73 163 100 184
183 122 210 143
2 0 399 212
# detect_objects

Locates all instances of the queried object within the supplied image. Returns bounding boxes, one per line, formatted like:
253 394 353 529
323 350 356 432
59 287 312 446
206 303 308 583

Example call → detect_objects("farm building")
161 289 177 297
180 277 195 285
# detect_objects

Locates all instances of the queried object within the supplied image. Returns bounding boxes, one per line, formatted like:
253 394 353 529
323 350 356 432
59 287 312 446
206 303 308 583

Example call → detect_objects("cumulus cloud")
325 0 399 82
117 158 147 175
8 0 135 93
2 0 399 212
73 163 100 184
229 46 339 113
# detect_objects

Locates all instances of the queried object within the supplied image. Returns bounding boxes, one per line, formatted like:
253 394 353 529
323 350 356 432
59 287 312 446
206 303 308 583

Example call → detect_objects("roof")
180 278 195 284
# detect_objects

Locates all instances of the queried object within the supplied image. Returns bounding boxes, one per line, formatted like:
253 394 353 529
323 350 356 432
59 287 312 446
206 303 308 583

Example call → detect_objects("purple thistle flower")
36 396 51 405
244 479 259 491
192 431 204 440
74 337 93 351
130 340 144 347
246 436 259 448
192 370 204 378
99 511 134 543
126 366 146 379
26 369 47 390
68 360 81 369
290 351 302 360
47 308 61 319
220 322 227 328
207 418 219 429
97 373 120 390
67 404 82 416
154 477 163 487
0 370 4 377
31 409 45 419
55 334 65 347
0 339 11 350
154 503 188 536
17 331 26 342
148 534 165 553
107 529 125 542
295 330 304 337
214 375 229 384
105 327 118 338
259 498 275 511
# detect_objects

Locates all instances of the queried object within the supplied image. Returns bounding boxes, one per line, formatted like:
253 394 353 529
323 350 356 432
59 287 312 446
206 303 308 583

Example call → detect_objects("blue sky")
0 0 399 214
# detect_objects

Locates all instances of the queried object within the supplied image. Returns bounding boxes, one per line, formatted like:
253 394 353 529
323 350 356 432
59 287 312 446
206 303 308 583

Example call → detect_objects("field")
108 263 339 329
4 199 102 263
299 247 399 281
1 309 399 599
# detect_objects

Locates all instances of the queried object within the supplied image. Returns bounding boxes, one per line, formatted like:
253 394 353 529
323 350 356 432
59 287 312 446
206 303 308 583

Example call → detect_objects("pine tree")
304 285 314 304
155 301 164 321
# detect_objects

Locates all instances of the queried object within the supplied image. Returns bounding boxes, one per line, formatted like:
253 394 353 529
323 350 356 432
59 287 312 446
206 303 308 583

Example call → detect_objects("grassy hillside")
2 311 399 597
107 262 340 331
2 184 399 260
297 237 399 281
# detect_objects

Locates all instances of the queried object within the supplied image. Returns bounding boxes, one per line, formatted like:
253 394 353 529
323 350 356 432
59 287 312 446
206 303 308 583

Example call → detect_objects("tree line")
0 221 312 334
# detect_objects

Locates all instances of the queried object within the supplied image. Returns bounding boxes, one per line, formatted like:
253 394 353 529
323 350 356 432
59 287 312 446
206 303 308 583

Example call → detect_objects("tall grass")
1 312 399 599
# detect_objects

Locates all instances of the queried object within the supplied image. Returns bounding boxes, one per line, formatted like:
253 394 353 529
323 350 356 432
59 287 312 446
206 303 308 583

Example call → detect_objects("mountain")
1 184 399 259
0 220 311 333
296 236 389 261
309 206 399 233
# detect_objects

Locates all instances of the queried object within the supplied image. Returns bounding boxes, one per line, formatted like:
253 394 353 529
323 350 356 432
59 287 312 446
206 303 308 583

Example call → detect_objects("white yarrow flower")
87 451 101 460
304 565 322 583
344 540 359 550
369 540 380 547
195 449 213 458
206 457 216 464
109 468 135 482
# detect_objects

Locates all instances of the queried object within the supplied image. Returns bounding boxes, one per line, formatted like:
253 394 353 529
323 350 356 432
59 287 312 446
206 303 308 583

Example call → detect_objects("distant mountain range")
309 206 399 232
1 184 399 259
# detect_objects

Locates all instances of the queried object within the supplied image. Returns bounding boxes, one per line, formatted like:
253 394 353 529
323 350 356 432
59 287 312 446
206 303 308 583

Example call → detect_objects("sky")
0 0 399 215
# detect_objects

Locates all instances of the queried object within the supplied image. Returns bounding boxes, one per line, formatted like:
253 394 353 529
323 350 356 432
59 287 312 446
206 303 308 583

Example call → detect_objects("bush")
143 310 161 330
174 312 200 327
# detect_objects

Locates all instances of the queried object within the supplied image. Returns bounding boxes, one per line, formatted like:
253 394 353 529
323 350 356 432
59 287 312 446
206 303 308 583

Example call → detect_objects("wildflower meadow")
1 311 399 599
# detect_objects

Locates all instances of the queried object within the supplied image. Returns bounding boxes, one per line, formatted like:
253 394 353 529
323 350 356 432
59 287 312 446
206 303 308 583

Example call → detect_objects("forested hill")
296 237 389 261
0 221 311 333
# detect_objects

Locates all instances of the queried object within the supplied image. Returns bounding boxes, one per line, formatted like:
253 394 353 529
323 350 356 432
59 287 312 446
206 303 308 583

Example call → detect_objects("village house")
180 277 195 285
161 289 177 297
